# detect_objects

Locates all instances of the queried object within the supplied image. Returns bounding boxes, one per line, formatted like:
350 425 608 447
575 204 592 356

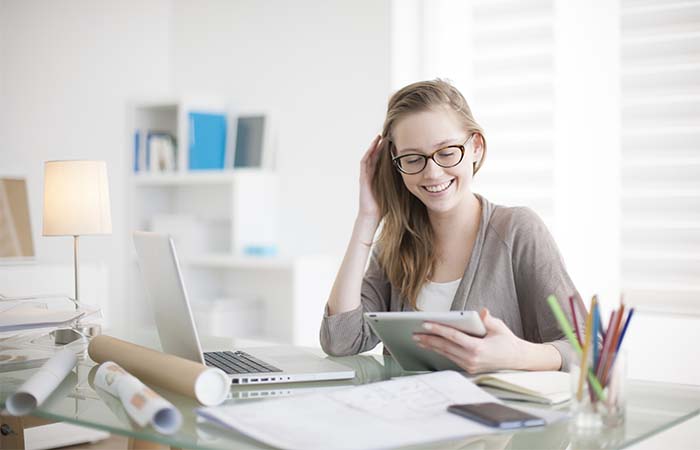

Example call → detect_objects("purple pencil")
569 295 582 346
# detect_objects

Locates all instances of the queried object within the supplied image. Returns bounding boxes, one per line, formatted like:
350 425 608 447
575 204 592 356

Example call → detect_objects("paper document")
197 371 567 450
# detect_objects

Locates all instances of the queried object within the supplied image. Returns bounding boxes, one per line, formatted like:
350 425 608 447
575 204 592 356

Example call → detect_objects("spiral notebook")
473 371 571 405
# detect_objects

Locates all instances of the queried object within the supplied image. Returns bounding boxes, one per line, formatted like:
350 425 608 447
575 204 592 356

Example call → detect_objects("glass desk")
1 334 699 450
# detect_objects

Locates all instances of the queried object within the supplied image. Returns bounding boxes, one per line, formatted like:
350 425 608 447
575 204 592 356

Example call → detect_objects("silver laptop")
133 231 355 385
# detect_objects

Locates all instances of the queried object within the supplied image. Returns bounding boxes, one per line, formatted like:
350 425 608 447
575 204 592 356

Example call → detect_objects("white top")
416 278 462 312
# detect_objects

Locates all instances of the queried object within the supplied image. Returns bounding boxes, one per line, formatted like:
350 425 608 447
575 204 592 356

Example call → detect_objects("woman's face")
391 107 482 216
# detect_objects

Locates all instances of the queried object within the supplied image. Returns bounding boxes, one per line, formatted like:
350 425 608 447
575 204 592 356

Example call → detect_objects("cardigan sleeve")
510 208 587 372
319 248 392 356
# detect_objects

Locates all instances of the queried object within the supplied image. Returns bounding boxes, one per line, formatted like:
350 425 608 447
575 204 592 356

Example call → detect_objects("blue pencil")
594 299 605 340
593 303 600 370
615 308 635 353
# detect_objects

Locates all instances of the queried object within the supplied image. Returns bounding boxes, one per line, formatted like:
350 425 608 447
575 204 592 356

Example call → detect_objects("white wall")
0 0 173 327
170 0 391 256
0 3 5 156
0 0 392 329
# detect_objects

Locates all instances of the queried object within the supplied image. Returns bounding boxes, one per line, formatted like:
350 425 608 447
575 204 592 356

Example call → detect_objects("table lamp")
43 160 112 343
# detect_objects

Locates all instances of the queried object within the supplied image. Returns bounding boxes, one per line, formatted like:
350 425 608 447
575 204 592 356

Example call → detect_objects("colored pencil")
601 304 626 386
569 295 583 346
592 300 600 370
615 307 634 353
596 309 618 379
577 299 595 401
605 308 635 385
546 295 605 401
594 295 606 340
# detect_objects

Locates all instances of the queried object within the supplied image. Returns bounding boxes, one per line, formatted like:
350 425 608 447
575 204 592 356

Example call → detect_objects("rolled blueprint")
6 348 77 415
94 362 182 434
88 335 228 406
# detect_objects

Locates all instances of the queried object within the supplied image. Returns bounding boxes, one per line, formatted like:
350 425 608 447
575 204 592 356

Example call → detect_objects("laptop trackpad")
243 346 348 373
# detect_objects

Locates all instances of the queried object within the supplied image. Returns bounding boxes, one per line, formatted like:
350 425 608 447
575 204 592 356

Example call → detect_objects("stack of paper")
473 371 571 405
0 304 84 332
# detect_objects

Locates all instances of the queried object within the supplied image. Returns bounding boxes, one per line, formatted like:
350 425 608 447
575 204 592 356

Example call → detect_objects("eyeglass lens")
396 147 463 174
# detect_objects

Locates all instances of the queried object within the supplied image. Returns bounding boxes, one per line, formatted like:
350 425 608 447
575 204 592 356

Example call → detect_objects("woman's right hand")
358 134 384 221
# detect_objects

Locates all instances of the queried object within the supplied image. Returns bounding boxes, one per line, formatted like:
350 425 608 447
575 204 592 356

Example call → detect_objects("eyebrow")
395 137 463 155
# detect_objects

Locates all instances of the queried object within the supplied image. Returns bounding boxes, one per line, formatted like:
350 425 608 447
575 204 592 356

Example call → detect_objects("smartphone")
447 402 545 429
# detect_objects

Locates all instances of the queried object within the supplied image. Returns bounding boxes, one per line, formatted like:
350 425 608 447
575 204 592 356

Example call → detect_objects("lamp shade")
43 160 112 236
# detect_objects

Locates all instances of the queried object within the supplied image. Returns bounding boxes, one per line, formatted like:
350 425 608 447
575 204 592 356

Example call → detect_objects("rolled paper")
88 335 229 406
94 362 182 434
6 348 77 416
88 365 133 425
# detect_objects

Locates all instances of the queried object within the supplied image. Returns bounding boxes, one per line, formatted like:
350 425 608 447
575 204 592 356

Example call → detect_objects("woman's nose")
422 158 443 178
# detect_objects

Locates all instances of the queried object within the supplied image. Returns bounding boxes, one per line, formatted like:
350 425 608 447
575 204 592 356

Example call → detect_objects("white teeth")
424 180 452 193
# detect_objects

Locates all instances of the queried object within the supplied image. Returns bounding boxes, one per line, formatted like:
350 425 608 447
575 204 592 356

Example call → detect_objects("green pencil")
547 295 606 402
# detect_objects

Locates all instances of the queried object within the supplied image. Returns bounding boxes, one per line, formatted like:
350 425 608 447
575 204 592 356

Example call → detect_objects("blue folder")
188 112 227 170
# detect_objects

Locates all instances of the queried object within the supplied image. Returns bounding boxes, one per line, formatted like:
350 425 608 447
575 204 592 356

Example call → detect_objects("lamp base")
53 323 102 345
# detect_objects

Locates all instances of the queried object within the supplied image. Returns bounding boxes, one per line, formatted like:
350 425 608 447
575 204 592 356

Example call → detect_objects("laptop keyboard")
204 351 283 375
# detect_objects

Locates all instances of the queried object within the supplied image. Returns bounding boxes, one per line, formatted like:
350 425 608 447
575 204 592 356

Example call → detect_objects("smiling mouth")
422 179 454 193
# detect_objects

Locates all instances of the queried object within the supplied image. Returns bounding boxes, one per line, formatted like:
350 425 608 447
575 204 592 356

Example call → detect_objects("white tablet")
365 311 486 372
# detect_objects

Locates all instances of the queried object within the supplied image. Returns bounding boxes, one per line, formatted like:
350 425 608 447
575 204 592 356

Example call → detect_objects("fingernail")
412 335 421 342
422 323 432 330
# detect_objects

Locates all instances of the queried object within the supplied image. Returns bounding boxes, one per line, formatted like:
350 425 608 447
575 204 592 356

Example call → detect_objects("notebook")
473 371 571 405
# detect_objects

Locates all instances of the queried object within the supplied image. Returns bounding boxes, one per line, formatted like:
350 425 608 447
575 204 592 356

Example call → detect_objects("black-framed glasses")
391 134 474 175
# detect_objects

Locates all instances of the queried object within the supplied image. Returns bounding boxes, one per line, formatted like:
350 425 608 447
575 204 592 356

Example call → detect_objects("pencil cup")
570 351 626 432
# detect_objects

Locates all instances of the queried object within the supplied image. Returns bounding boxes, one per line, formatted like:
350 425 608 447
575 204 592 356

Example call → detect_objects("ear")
471 133 484 162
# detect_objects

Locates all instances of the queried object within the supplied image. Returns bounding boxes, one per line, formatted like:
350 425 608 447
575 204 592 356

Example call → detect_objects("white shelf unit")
125 100 335 346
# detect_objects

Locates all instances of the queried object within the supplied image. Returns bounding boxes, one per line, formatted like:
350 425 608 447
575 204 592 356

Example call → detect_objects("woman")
320 79 584 373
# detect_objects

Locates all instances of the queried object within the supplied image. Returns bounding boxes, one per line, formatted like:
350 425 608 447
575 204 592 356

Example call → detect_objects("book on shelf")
188 111 227 170
233 115 266 168
148 131 177 172
133 130 177 173
472 371 571 405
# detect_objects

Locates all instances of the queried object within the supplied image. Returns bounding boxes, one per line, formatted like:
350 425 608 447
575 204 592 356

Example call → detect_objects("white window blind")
392 0 700 312
620 0 700 314
467 0 556 226
391 0 557 225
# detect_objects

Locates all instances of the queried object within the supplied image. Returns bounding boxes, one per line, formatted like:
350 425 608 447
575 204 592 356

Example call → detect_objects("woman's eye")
438 150 455 158
405 156 422 164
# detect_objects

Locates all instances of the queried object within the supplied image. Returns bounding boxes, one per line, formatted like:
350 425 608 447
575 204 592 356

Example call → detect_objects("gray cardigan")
320 194 586 372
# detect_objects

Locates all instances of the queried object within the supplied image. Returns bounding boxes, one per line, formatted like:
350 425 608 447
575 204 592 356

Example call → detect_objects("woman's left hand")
413 308 527 373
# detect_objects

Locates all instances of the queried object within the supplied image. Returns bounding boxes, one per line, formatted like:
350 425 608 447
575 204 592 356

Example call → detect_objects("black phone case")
447 403 545 429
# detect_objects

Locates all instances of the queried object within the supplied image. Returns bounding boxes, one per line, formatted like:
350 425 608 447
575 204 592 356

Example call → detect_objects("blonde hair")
371 79 487 310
